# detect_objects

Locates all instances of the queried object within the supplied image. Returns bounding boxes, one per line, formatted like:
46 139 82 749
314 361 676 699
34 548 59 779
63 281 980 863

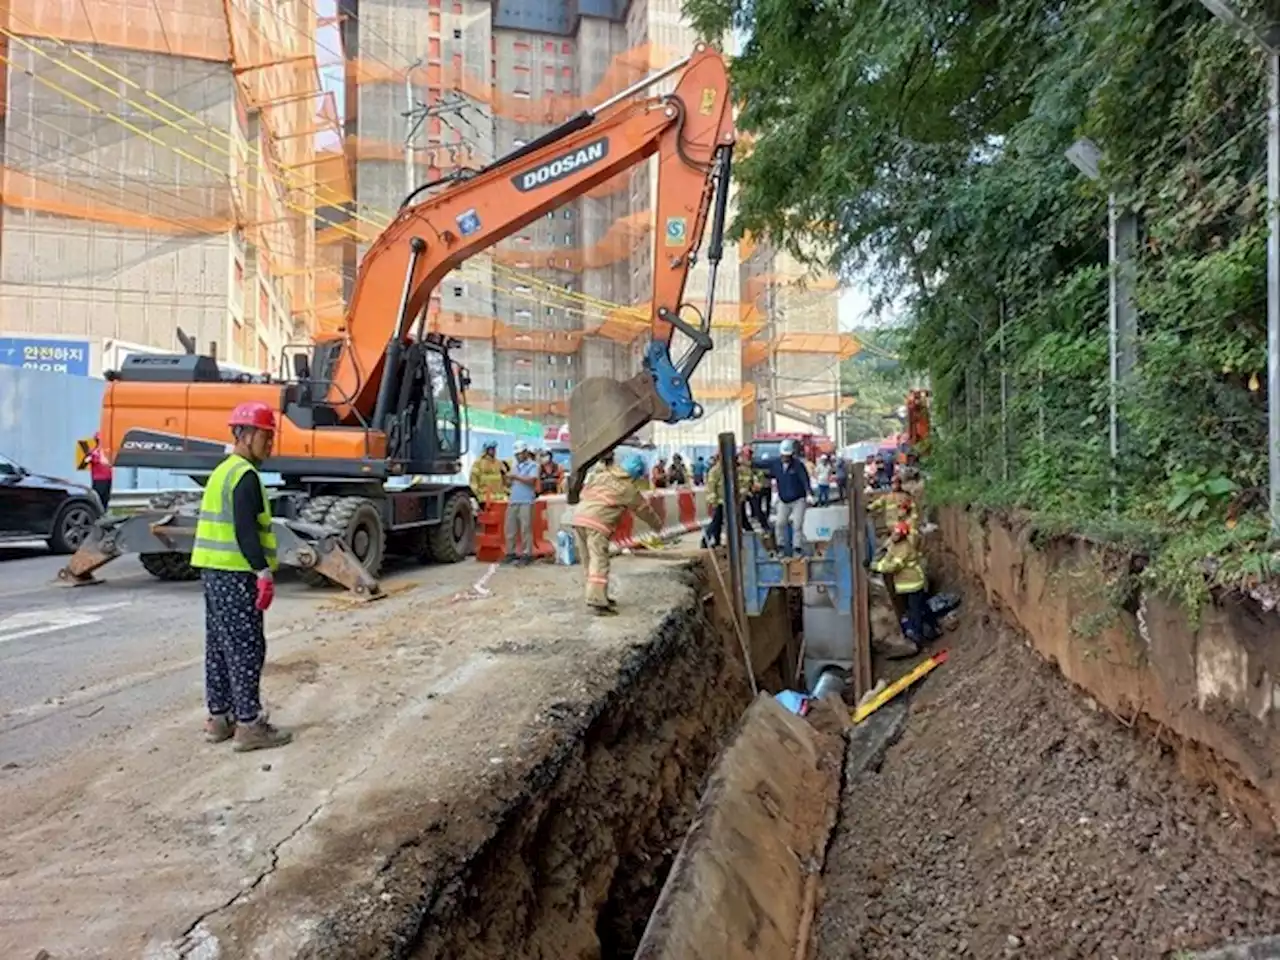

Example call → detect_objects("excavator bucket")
566 371 670 502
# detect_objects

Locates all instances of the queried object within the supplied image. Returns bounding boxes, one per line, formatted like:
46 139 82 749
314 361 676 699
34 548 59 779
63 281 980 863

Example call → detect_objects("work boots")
203 714 235 744
233 718 293 752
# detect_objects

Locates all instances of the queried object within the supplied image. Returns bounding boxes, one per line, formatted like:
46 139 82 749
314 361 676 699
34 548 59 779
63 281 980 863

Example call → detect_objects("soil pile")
815 610 1280 959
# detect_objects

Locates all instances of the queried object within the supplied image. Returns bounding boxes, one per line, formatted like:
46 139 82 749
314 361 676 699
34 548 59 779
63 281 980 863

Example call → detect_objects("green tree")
688 0 1269 529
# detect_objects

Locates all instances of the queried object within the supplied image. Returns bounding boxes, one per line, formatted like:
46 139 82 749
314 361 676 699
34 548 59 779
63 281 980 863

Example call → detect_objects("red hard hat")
229 401 277 432
894 522 912 537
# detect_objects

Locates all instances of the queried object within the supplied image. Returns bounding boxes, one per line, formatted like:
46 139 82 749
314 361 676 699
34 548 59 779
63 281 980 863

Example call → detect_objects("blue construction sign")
0 338 91 376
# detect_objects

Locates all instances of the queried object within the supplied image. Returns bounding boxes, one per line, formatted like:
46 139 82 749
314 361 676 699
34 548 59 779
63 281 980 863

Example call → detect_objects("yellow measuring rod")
853 649 949 724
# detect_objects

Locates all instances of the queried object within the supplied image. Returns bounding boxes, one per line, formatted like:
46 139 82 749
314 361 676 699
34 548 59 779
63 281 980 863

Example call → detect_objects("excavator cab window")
283 340 347 430
426 348 461 459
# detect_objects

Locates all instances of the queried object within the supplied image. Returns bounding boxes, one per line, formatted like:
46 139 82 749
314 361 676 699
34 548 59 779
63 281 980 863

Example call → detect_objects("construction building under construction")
0 0 855 443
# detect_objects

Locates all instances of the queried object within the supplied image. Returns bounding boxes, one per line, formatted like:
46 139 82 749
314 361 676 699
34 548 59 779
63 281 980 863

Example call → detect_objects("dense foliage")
839 328 914 443
689 0 1280 602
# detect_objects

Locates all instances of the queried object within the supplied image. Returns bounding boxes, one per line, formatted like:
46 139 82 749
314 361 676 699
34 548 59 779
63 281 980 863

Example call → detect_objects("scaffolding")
1 0 858 440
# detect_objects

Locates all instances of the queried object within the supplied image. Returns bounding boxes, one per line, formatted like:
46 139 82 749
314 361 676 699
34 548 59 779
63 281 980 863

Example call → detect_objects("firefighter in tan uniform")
470 441 508 501
571 453 662 616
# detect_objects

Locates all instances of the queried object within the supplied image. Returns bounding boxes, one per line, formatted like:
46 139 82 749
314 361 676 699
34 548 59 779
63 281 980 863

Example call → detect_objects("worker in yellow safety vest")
872 521 940 651
470 441 508 501
190 401 292 753
571 453 662 615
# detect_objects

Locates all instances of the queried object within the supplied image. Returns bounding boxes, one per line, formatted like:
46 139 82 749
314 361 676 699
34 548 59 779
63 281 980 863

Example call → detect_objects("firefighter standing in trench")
191 401 292 752
872 519 940 653
571 453 662 616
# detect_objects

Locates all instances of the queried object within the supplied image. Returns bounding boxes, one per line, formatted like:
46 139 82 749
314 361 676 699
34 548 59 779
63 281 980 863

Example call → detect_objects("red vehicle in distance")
749 431 835 470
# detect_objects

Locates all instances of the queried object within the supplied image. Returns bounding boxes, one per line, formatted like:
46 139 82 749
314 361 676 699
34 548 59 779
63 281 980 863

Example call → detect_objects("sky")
838 287 865 331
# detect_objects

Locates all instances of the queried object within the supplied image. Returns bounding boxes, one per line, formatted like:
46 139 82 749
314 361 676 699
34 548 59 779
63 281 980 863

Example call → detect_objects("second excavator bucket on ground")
566 371 670 502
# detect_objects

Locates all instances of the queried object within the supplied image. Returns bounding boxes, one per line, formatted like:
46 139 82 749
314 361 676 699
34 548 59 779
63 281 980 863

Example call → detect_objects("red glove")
255 571 275 611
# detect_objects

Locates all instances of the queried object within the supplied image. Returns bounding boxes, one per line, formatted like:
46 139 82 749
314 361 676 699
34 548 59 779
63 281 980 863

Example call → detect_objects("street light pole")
1066 137 1138 512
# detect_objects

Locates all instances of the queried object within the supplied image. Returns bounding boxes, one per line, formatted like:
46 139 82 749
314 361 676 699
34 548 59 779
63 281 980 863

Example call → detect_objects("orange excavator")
60 44 736 592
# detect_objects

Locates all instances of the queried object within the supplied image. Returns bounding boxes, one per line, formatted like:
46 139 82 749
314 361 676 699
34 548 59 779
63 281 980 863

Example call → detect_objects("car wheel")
48 499 101 554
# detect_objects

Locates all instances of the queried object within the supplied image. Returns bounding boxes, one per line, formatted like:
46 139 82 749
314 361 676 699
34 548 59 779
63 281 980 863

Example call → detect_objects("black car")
0 453 103 553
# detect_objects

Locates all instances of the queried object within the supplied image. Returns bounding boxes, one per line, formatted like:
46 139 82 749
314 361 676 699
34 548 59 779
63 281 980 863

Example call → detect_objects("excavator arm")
326 43 736 499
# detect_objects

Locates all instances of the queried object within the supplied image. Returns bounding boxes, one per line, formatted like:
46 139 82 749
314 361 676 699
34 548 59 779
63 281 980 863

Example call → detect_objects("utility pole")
1108 196 1139 511
404 59 424 195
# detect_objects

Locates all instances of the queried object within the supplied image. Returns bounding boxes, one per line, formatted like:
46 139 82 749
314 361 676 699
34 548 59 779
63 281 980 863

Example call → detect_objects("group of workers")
701 439 851 557
189 400 937 751
469 440 568 503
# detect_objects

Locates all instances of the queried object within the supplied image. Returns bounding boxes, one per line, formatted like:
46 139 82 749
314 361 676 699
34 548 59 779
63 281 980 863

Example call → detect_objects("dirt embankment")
815 596 1280 960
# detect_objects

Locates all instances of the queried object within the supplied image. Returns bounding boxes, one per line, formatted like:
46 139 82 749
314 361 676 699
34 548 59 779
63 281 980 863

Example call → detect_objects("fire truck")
749 431 835 471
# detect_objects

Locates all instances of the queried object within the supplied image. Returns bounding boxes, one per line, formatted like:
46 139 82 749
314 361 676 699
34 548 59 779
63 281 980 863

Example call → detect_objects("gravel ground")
815 608 1280 960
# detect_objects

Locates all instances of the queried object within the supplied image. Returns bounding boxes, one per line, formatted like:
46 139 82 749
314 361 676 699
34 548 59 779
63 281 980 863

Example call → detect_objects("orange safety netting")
13 0 231 61
781 394 855 414
741 333 862 370
499 399 568 418
741 340 769 370
0 166 234 232
314 150 353 206
9 0 341 336
744 272 840 299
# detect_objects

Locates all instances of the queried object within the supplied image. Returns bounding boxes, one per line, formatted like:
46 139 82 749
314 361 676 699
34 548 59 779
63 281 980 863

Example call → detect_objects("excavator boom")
324 44 735 498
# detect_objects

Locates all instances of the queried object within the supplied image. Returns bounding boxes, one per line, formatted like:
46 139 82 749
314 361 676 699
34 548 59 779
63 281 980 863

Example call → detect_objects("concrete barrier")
634 694 842 960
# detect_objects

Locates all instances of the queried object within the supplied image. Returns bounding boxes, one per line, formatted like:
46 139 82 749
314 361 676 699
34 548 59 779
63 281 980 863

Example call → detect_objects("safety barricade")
473 499 556 562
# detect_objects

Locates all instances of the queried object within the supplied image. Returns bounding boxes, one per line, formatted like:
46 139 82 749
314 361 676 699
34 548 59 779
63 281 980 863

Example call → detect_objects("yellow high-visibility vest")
191 454 278 571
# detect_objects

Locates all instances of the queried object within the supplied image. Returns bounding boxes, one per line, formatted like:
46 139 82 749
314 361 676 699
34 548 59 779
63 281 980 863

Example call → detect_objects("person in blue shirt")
771 438 812 557
692 456 707 486
504 440 540 564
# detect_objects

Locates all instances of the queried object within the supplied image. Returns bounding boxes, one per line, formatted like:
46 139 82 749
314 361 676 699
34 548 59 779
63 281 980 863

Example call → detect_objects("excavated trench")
813 556 1280 960
387 558 776 960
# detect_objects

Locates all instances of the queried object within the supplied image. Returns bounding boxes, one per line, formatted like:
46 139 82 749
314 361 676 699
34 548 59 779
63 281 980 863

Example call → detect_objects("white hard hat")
514 440 529 454
780 438 797 455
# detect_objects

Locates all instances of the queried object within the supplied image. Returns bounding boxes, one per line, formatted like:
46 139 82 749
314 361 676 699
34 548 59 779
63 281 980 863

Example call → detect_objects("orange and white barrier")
473 486 710 562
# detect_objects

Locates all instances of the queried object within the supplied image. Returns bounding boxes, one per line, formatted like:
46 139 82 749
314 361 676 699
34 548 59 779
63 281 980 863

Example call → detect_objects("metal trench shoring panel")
741 527 855 617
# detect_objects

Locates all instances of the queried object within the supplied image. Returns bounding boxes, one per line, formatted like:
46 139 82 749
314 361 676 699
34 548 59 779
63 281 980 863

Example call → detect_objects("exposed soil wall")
935 505 1280 831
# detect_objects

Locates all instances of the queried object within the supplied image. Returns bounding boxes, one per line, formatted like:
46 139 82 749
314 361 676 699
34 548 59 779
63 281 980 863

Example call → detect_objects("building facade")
0 0 330 375
1 0 852 442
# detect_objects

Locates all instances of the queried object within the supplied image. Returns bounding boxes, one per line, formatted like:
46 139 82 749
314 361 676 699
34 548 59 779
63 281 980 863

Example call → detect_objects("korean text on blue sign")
0 338 91 376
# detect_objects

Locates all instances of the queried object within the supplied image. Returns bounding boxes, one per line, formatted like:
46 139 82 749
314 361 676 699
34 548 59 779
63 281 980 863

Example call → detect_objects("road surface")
0 541 703 959
0 544 439 773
